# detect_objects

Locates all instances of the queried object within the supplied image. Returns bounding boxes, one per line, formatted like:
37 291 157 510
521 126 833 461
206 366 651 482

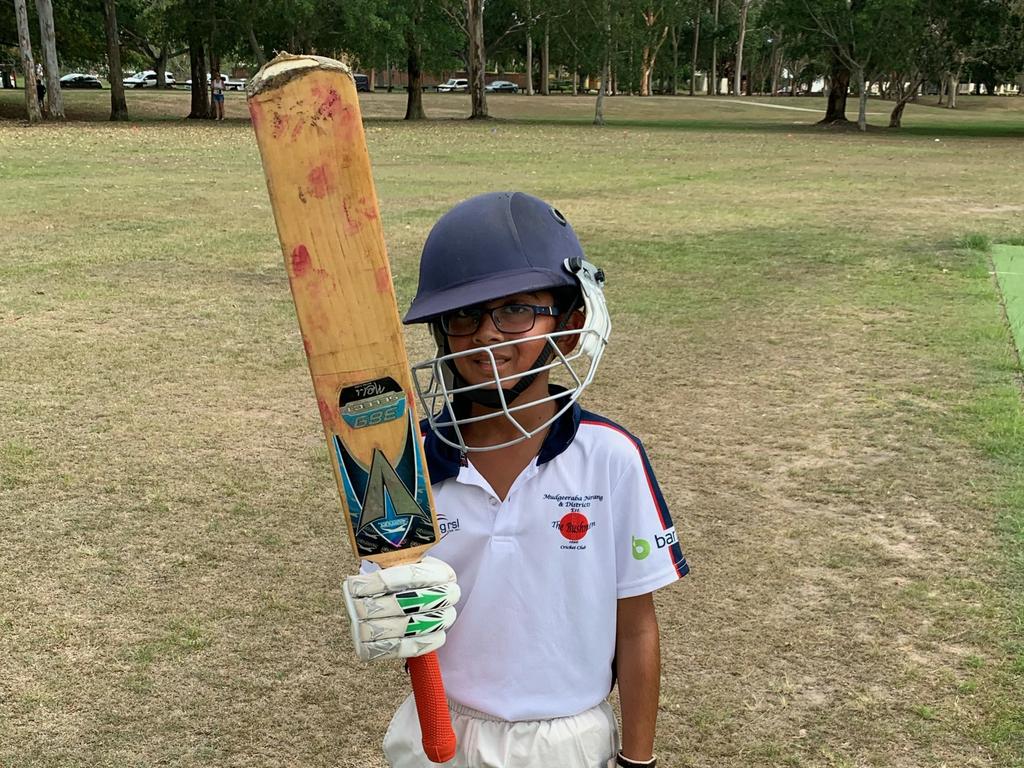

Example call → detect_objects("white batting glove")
342 556 460 661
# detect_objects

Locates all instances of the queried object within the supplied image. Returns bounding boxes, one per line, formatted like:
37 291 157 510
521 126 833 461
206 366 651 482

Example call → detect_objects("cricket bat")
247 53 456 764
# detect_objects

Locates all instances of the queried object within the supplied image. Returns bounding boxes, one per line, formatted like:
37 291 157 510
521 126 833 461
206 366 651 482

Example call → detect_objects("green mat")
992 244 1024 362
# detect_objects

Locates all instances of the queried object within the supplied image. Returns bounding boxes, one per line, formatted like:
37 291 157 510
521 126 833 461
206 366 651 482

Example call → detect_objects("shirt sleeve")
613 440 689 599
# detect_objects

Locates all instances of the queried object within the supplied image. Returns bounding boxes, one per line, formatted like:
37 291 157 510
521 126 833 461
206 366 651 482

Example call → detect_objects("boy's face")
444 290 580 389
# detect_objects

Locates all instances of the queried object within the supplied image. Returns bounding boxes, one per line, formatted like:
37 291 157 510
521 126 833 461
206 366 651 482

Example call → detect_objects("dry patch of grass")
1 97 1023 767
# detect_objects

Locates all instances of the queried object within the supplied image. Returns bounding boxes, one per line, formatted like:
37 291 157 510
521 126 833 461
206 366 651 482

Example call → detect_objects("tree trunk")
153 47 168 88
524 0 533 95
887 75 921 128
404 30 426 120
540 20 549 95
594 0 610 124
13 0 41 122
33 0 65 119
710 0 720 95
467 0 488 118
102 0 128 120
525 34 533 95
640 6 668 98
820 57 850 123
856 66 867 131
2 71 12 88
769 34 780 96
248 22 266 66
733 0 750 99
188 38 210 119
947 71 959 109
690 10 701 96
669 25 678 95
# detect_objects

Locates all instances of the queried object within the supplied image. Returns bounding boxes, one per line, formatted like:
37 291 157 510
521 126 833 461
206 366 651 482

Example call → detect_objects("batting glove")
342 556 460 661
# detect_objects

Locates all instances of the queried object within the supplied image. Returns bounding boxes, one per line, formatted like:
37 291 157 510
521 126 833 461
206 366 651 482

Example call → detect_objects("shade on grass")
992 245 1024 362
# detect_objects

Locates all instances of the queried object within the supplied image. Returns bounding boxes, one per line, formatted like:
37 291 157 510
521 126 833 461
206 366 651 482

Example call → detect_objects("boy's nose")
472 311 505 344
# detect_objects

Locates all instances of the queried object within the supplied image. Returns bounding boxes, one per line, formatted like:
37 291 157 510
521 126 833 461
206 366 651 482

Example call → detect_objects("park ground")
1 89 1023 767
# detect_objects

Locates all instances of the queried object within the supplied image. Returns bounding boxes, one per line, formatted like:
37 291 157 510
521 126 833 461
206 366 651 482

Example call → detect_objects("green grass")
992 245 1024 363
2 90 1024 767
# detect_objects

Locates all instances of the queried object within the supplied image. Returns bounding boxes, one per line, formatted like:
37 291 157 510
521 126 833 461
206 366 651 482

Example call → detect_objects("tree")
467 0 488 117
12 0 41 122
102 0 128 120
33 0 64 118
733 0 754 95
638 2 670 95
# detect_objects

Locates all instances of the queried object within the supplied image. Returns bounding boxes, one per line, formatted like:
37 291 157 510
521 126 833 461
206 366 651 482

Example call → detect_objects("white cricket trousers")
383 694 619 768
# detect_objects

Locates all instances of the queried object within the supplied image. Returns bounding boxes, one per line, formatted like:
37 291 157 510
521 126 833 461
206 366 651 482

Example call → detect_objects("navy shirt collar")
421 386 582 483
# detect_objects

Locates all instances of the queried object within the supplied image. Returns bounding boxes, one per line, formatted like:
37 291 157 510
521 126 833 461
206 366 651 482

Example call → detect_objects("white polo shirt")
420 398 688 721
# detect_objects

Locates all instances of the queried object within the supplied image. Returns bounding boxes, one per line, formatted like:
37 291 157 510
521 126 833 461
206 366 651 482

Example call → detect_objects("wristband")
617 753 656 768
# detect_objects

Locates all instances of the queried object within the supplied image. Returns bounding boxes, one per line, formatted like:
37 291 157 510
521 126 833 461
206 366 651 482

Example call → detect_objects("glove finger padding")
350 582 461 620
354 606 457 641
357 631 448 662
346 557 456 597
344 556 459 661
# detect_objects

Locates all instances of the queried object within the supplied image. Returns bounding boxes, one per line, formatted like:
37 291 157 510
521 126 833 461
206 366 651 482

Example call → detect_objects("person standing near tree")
35 62 44 107
211 70 226 120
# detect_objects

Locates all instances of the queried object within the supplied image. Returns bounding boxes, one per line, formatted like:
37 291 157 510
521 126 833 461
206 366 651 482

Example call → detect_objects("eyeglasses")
440 304 559 337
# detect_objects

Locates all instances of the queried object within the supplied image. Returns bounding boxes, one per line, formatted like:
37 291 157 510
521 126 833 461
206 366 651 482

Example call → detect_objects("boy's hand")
342 556 460 661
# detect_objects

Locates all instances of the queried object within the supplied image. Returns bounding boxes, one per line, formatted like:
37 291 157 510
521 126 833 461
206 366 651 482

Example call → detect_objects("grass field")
2 88 1023 767
993 245 1024 363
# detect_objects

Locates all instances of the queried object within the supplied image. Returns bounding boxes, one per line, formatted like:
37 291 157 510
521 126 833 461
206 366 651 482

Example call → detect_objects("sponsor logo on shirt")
552 510 595 551
631 527 677 560
632 536 651 560
438 514 460 539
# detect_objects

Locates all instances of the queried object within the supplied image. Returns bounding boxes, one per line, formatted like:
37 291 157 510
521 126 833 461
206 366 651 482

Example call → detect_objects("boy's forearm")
616 595 661 761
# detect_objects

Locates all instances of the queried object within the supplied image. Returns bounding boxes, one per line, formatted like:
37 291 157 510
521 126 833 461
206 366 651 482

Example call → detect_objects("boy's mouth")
468 354 512 375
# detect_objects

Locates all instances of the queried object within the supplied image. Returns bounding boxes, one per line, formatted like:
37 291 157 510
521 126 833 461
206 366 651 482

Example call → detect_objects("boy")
343 192 688 768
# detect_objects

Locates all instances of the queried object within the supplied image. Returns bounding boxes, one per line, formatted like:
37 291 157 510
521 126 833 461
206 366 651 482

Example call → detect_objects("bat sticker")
339 376 406 429
333 406 436 556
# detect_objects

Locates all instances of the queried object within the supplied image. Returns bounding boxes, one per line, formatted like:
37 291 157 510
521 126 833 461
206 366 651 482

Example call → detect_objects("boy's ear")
555 308 586 353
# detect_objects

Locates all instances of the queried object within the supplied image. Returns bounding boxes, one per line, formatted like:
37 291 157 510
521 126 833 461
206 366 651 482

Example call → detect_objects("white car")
122 70 176 88
185 74 246 91
437 78 468 93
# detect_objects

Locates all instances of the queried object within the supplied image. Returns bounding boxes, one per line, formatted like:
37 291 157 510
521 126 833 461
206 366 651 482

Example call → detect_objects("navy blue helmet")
404 192 587 324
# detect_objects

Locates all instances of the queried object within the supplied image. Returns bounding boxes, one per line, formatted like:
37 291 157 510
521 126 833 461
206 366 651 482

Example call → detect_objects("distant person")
36 77 45 107
211 71 226 121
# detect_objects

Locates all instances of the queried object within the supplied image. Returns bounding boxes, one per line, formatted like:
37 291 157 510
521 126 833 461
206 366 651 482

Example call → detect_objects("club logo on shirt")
552 510 596 551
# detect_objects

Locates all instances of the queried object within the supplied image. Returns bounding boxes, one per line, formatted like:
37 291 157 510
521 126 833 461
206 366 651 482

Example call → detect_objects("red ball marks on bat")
291 244 311 275
558 512 591 542
317 397 333 425
307 165 331 198
375 267 391 294
341 199 362 235
271 111 288 140
248 101 264 130
313 85 342 120
359 196 378 220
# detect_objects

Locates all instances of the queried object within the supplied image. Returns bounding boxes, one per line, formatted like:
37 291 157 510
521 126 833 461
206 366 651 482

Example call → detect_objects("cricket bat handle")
408 651 457 763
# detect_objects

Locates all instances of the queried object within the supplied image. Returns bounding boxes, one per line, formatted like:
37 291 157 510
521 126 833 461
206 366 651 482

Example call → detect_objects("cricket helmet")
404 192 611 453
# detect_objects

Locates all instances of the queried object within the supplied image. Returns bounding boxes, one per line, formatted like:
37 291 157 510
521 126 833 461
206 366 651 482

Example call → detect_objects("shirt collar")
421 386 582 483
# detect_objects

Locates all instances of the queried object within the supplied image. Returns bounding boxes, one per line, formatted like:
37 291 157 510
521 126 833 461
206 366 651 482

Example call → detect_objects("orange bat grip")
407 651 457 763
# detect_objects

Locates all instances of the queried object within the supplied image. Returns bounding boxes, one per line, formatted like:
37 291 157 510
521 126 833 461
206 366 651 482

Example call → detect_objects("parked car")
60 73 103 89
437 78 468 93
185 74 246 91
122 70 176 88
485 80 519 93
353 73 370 92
